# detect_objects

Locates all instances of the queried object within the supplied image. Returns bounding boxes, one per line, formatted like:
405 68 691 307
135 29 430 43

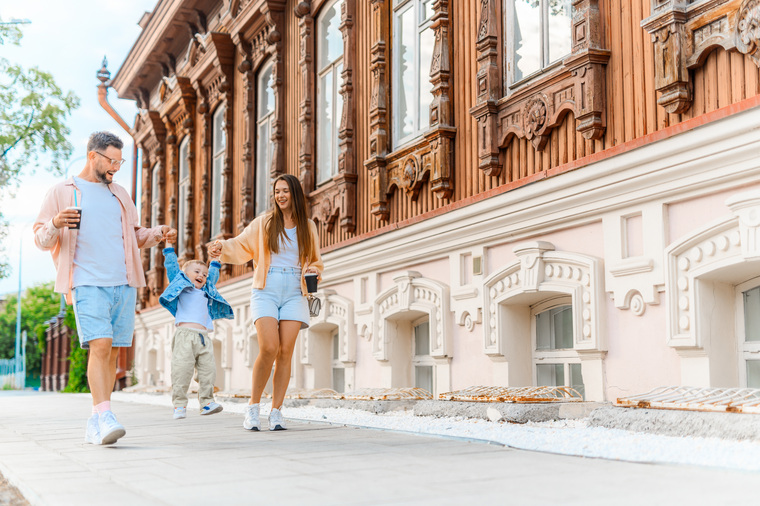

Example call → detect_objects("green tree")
0 20 80 277
0 282 61 382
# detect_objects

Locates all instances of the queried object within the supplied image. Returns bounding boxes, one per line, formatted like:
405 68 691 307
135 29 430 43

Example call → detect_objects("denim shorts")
251 267 309 329
72 285 137 349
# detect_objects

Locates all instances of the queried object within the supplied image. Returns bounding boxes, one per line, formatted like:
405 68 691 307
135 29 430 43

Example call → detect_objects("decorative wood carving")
261 2 287 185
643 0 758 114
134 110 167 302
366 0 391 219
158 75 196 263
295 1 315 193
187 32 236 264
368 0 455 220
235 41 255 232
310 0 358 233
471 0 609 176
424 0 455 199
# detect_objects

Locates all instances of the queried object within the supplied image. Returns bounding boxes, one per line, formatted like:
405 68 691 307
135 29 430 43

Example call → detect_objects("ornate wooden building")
108 0 760 401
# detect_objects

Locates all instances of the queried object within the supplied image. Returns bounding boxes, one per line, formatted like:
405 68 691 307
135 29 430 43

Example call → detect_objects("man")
34 131 176 445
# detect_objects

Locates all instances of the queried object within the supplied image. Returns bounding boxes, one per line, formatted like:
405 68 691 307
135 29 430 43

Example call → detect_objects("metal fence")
0 358 25 390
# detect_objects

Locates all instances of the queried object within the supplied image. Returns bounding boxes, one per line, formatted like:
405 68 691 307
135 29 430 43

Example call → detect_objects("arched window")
316 0 344 185
504 0 572 88
210 105 226 238
532 297 584 398
392 0 435 147
256 60 274 216
738 280 760 388
178 136 190 255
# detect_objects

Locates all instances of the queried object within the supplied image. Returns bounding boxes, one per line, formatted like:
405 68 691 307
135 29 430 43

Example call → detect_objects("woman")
208 174 323 431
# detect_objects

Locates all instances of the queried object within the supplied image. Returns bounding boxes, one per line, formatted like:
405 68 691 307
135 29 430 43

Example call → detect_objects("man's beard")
96 169 111 184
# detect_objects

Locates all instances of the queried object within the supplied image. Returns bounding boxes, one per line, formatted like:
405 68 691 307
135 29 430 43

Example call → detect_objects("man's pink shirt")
34 177 165 304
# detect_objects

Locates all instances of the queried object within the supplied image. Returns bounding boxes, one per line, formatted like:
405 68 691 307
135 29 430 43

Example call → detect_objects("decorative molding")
642 0 756 115
261 1 287 186
366 0 391 219
472 0 609 176
295 1 315 192
373 271 450 361
236 42 255 232
310 0 358 233
303 290 356 364
483 242 606 357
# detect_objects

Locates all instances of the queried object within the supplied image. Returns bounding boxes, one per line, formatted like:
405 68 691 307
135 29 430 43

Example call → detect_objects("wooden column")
295 1 315 192
367 0 390 220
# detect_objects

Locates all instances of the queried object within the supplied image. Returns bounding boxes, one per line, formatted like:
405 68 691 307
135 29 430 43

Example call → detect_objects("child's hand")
160 225 177 244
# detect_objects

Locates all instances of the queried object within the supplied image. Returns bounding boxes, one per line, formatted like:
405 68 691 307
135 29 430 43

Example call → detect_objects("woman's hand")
207 240 223 258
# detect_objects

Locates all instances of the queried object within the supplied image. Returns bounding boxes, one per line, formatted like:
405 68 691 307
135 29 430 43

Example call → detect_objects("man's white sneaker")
84 414 101 444
243 403 260 431
98 410 126 445
200 402 223 415
173 407 187 419
268 407 286 431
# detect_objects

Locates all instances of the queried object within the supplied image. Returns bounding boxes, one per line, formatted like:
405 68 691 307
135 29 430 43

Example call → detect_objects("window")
505 0 572 88
149 164 160 269
331 330 345 393
739 282 760 388
316 0 344 185
210 105 226 238
178 137 190 255
392 0 435 147
532 299 584 398
256 61 275 216
412 319 434 394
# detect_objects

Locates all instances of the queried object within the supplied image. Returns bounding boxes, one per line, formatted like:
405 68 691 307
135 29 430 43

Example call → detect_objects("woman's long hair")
266 174 314 266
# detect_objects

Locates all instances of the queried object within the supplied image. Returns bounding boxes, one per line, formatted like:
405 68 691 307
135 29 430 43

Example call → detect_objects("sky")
0 0 159 296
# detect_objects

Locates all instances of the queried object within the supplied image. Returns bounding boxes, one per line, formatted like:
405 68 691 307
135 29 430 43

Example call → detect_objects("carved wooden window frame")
233 2 286 230
471 0 610 177
297 0 358 233
187 31 235 263
210 103 227 239
642 0 760 115
134 110 166 306
255 58 276 217
368 0 454 222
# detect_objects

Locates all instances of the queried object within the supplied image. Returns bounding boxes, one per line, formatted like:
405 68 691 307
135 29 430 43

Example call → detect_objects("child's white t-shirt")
175 287 214 331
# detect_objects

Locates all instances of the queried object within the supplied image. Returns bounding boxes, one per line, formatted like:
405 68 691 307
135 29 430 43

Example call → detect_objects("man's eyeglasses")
93 151 126 167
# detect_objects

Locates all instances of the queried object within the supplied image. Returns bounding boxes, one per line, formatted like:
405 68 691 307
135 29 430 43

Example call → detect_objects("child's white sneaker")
200 402 223 415
243 403 260 431
268 407 286 431
173 407 187 419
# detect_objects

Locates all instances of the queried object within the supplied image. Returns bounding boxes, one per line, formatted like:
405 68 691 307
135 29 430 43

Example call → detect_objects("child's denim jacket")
159 247 234 321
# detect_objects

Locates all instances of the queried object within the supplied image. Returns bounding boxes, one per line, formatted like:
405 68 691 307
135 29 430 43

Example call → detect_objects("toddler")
159 245 233 419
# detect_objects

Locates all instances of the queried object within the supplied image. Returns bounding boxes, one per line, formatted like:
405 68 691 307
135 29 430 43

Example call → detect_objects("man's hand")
207 240 222 258
52 208 81 229
160 226 177 244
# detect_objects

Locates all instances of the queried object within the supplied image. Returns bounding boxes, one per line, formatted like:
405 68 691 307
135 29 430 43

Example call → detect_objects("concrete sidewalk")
1 391 759 506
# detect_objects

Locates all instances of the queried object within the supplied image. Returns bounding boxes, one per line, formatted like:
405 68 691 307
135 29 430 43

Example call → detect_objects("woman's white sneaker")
268 407 286 431
98 411 126 445
84 414 101 444
243 403 260 431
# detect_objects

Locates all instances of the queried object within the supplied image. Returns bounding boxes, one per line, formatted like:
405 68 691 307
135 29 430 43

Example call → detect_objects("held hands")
159 226 177 244
207 240 222 259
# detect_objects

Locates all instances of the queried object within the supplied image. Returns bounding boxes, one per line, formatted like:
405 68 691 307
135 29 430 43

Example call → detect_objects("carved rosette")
643 0 758 115
367 0 390 219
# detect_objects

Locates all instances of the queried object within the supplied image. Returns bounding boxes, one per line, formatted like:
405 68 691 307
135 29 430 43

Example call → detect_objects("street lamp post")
14 229 24 389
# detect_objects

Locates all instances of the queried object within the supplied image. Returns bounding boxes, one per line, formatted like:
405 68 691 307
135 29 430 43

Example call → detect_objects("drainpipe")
96 56 138 204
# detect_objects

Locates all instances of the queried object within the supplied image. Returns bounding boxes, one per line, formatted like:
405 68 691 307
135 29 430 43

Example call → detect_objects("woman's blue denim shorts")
251 267 309 329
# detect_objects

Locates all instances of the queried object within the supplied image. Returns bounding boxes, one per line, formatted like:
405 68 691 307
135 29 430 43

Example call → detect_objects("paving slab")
1 391 759 505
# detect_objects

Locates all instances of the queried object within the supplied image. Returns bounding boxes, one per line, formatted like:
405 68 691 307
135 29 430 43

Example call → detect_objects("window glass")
570 363 585 399
747 360 760 388
150 165 159 269
536 305 573 350
418 27 435 131
317 1 343 72
211 105 225 238
395 4 415 141
536 363 564 386
415 365 433 393
414 321 430 356
332 367 345 393
317 70 334 183
178 137 190 254
256 61 275 216
548 0 572 64
332 332 340 360
744 286 760 342
512 0 541 82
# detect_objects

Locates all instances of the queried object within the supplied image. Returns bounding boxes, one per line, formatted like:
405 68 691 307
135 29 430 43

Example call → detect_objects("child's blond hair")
181 259 208 272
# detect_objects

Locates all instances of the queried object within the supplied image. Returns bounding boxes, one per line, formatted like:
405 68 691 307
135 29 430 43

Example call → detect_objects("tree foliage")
0 282 62 380
0 20 80 279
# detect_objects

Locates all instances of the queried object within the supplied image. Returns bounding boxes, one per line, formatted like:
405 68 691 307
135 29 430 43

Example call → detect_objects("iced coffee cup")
304 273 318 293
67 206 82 229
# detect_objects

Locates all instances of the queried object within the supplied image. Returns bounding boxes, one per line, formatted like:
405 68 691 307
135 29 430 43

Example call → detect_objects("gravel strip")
114 392 760 473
